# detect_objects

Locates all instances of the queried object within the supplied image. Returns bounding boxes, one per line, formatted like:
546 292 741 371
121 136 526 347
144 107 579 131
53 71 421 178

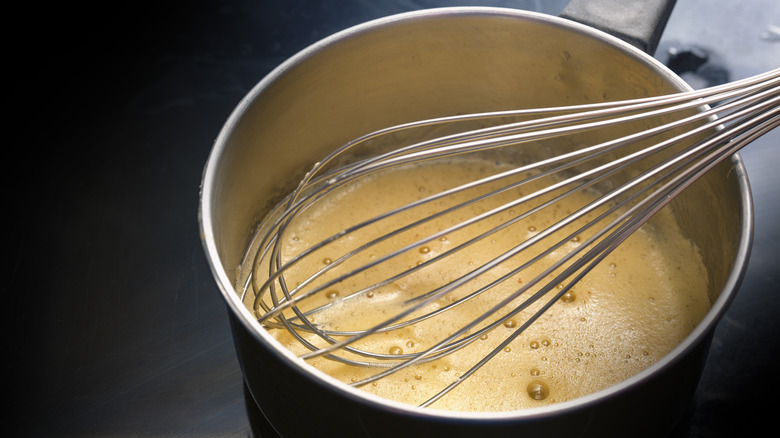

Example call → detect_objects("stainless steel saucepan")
199 1 752 436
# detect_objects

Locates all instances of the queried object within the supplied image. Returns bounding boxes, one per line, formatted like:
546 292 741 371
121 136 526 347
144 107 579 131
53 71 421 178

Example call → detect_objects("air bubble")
323 258 332 265
526 381 550 400
419 246 430 254
504 319 517 328
326 290 339 299
389 346 403 355
560 291 576 303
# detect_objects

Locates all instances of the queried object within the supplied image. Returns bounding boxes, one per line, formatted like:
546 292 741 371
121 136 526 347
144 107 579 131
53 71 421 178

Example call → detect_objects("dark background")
6 0 779 436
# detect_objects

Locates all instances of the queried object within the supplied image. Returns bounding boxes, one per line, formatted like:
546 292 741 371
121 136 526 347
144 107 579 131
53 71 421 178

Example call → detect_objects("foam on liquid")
245 157 710 412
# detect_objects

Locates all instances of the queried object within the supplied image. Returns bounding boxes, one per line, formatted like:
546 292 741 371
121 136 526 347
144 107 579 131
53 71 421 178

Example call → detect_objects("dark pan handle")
560 0 677 55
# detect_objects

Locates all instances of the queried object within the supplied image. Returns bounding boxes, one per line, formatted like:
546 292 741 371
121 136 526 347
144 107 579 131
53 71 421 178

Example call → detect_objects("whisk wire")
418 94 780 405
255 71 779 328
244 68 780 406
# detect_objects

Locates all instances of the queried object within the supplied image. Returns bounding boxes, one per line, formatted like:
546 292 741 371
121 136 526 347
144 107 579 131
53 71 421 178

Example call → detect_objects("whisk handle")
560 0 677 55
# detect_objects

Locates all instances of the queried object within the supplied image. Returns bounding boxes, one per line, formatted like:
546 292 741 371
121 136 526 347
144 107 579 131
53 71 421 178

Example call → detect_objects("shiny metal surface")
8 0 778 436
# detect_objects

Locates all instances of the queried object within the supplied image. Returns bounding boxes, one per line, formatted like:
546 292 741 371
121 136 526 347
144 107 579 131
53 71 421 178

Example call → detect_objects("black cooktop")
7 1 779 436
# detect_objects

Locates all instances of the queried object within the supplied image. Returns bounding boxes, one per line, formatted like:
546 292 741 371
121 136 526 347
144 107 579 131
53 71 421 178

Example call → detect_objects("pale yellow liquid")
246 157 710 412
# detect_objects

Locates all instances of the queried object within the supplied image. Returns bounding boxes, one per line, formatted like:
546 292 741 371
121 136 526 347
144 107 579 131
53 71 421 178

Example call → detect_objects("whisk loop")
242 68 780 406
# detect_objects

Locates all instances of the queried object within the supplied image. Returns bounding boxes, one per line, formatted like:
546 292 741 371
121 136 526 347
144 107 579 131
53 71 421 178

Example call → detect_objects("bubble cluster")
530 338 551 349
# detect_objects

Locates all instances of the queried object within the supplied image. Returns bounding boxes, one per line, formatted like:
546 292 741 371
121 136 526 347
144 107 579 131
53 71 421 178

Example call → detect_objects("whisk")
243 67 780 407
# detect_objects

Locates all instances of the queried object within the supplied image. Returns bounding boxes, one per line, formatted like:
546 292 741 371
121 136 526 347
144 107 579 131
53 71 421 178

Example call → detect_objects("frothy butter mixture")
244 156 710 412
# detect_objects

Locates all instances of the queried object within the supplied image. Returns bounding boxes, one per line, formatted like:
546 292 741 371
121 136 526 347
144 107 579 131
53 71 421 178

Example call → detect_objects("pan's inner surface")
208 11 694 277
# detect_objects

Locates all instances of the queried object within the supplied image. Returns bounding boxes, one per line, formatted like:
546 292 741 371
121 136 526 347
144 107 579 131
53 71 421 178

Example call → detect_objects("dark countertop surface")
7 1 779 436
